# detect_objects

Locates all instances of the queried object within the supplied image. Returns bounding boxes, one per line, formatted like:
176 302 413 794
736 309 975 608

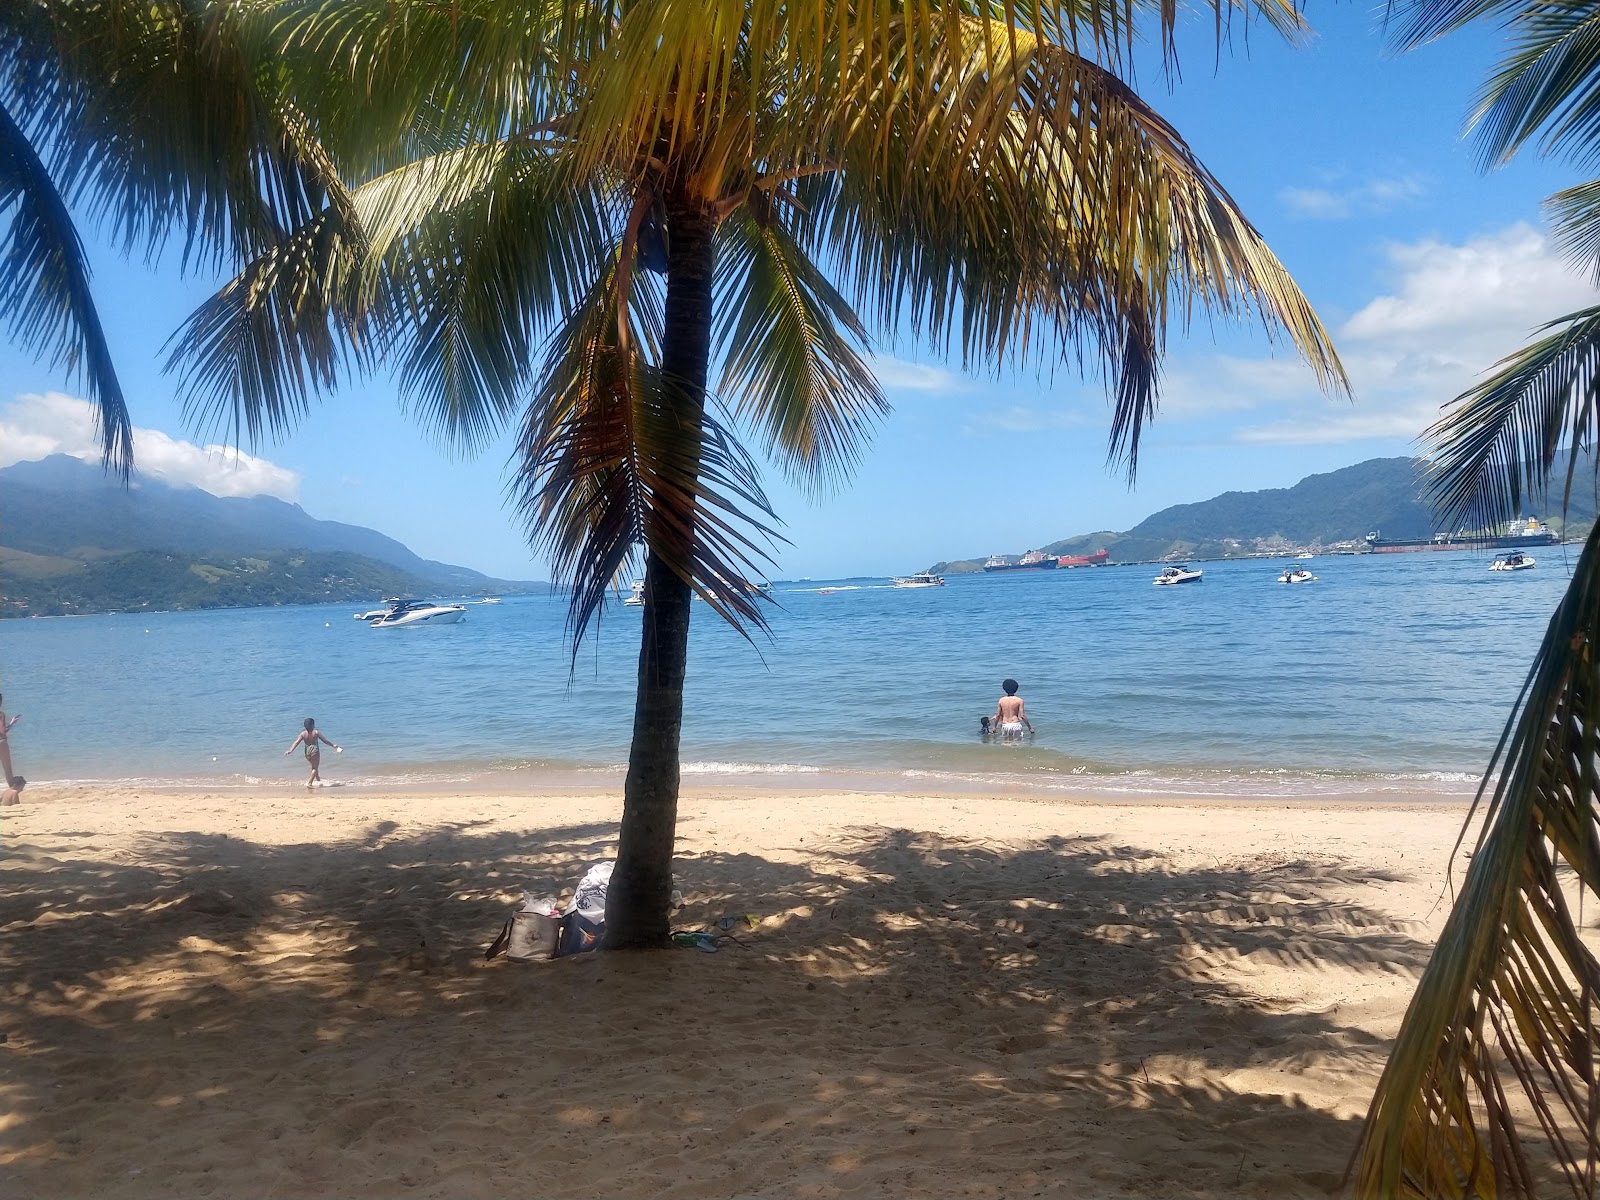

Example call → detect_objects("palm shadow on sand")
2 817 1439 1199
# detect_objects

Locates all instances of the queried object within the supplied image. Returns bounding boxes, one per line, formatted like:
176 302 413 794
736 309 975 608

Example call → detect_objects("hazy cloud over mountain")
0 392 300 500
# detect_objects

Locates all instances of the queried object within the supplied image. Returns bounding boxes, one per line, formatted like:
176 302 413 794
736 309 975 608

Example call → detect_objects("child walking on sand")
0 692 20 786
284 717 341 790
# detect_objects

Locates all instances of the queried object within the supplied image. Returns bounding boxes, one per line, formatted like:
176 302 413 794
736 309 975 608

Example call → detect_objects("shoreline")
17 758 1489 803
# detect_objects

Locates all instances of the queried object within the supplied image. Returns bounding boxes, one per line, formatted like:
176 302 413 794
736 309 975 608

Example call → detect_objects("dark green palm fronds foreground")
1350 520 1600 1198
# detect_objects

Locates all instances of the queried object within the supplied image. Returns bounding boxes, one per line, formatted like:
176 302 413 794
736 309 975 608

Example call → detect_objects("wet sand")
1 785 1474 1198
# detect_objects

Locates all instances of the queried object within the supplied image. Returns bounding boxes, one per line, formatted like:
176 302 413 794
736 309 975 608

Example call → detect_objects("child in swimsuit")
992 678 1033 740
285 717 341 789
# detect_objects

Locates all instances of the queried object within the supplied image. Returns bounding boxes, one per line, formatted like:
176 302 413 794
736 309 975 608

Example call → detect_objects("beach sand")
1 785 1477 1198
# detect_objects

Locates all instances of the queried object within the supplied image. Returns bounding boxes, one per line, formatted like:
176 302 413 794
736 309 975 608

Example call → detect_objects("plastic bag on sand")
567 862 613 915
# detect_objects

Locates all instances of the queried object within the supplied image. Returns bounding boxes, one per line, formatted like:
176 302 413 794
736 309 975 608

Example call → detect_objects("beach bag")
556 907 605 957
485 893 561 962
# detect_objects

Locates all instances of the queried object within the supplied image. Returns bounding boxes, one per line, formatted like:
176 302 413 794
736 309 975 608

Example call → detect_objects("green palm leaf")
1349 520 1600 1199
714 207 887 492
0 97 131 475
1426 304 1600 536
164 205 372 447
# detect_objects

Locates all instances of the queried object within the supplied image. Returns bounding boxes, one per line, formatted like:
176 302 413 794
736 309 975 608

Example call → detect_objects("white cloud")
870 355 965 393
0 392 301 500
1214 224 1600 446
1279 173 1430 220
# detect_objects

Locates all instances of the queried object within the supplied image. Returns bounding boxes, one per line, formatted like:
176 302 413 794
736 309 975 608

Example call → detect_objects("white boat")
1490 553 1536 572
1296 552 1315 560
354 599 399 620
1153 565 1203 586
623 580 645 607
368 599 467 627
1278 567 1317 584
481 597 502 604
892 573 946 588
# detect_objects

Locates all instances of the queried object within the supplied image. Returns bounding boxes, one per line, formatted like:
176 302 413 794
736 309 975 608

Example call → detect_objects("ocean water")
0 550 1577 797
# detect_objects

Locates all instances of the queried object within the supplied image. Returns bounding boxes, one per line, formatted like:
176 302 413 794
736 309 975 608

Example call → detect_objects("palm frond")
366 144 617 449
567 0 1311 189
1473 0 1600 170
514 254 779 652
1549 180 1600 276
714 206 887 493
164 205 372 448
1349 519 1600 1200
1426 304 1600 534
11 1 333 270
0 97 130 475
800 20 1347 475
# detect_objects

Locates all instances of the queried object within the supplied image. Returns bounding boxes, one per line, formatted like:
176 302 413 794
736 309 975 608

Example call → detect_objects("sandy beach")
1 784 1476 1198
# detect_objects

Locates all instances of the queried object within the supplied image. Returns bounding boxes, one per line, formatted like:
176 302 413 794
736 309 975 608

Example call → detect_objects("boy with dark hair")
992 679 1033 740
2 776 24 806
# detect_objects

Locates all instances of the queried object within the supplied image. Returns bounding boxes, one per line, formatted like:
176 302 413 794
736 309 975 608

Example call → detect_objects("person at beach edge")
285 718 341 789
993 679 1033 740
0 693 20 785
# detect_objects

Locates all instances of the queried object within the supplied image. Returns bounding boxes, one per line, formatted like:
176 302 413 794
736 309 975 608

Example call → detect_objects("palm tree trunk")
603 193 716 950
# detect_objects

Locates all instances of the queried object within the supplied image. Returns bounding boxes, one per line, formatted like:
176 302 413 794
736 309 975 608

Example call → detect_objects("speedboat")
892 573 945 588
1153 565 1203 586
354 599 399 620
1296 552 1315 560
368 599 467 627
481 597 502 604
623 580 645 607
1490 553 1536 572
1278 567 1317 584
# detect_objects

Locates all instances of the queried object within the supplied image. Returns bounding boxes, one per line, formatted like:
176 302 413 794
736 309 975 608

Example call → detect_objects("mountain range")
928 457 1599 572
0 455 541 616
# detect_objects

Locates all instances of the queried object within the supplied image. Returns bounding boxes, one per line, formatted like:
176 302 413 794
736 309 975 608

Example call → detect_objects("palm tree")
1350 2 1600 1195
161 0 1346 948
0 2 342 476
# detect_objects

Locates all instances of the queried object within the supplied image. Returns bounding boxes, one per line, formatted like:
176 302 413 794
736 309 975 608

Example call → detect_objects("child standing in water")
284 717 341 789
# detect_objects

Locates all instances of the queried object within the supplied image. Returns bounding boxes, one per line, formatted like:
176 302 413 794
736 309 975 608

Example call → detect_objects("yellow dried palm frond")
1349 519 1600 1199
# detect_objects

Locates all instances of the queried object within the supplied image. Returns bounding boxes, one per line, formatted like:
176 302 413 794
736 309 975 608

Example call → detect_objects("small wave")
681 760 822 775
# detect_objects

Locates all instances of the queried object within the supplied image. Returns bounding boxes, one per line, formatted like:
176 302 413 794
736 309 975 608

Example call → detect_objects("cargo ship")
983 548 1111 572
983 550 1057 572
1365 519 1560 554
1056 549 1111 568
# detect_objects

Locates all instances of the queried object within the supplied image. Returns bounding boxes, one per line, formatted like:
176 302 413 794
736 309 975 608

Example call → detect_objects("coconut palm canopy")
8 0 1348 946
158 0 1348 632
0 1 353 476
1348 1 1600 1196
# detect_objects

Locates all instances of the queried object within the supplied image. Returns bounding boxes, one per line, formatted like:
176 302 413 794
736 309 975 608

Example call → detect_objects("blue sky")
2 7 1595 580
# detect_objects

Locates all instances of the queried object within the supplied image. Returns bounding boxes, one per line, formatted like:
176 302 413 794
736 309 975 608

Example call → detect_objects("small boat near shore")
368 599 467 627
1490 553 1536 572
1153 565 1203 586
892 573 945 588
1278 568 1317 584
623 581 645 607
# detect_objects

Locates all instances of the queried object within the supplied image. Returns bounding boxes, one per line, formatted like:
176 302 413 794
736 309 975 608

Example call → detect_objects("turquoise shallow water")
0 549 1576 795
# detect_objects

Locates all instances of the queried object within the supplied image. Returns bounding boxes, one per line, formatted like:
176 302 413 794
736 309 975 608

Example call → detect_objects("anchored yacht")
367 599 467 627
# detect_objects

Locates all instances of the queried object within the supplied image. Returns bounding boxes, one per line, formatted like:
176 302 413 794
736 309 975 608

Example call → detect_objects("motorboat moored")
1153 565 1203 586
1278 567 1317 584
623 580 645 607
1490 552 1536 572
892 573 946 588
368 599 467 627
